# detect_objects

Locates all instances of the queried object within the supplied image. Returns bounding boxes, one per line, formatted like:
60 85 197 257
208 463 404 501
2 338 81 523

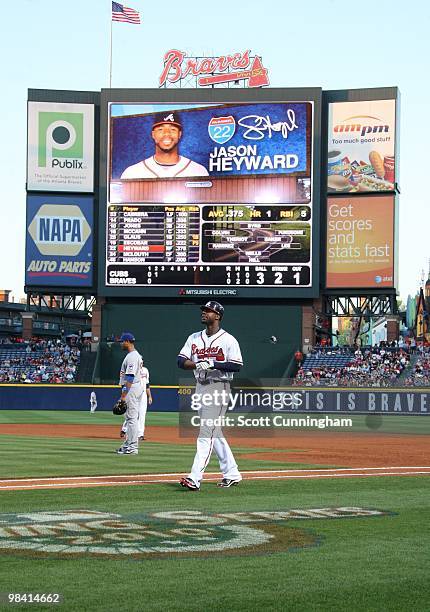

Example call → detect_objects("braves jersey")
121 156 209 179
119 349 145 385
178 328 243 382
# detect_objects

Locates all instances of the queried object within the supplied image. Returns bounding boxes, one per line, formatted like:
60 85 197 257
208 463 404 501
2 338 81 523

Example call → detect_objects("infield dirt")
0 423 429 468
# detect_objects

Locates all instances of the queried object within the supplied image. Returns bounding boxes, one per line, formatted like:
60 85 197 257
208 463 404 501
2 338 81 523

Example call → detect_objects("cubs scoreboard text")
106 203 311 287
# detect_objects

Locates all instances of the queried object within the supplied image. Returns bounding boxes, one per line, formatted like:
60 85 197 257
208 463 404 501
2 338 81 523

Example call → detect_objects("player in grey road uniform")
115 332 146 455
120 363 152 440
177 301 243 490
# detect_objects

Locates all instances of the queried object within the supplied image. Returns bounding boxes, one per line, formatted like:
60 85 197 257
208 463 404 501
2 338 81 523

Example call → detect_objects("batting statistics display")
107 203 311 286
105 99 316 290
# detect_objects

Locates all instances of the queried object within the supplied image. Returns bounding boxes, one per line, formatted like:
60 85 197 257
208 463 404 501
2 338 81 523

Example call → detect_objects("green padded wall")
100 301 302 385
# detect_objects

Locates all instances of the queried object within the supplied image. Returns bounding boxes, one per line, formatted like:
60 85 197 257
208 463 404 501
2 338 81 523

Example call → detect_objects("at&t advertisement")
326 195 394 288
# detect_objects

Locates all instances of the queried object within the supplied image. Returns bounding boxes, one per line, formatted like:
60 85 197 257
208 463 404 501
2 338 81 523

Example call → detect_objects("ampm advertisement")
327 100 396 194
25 194 93 287
27 101 94 192
109 102 312 186
326 195 394 288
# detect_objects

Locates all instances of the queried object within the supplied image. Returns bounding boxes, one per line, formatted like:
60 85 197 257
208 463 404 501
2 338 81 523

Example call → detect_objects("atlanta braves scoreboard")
101 89 321 297
25 88 322 298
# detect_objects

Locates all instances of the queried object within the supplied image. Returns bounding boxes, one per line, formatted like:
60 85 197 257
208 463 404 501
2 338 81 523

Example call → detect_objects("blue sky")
1 0 429 302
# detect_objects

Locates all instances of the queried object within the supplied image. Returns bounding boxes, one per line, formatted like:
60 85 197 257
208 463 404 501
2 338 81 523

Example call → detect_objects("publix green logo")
38 111 84 168
0 508 390 559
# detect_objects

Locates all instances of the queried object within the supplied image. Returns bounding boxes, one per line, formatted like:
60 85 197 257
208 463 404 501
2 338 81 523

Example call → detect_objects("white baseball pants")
122 393 147 438
188 381 241 486
123 383 145 451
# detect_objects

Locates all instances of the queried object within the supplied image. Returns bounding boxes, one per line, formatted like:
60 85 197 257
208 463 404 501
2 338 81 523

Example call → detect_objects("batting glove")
196 360 213 371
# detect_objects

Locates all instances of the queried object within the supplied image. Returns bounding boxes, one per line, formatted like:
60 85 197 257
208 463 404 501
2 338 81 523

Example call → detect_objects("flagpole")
109 3 113 88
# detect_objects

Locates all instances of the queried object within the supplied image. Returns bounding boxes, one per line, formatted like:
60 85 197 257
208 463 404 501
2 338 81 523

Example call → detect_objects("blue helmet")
119 332 135 343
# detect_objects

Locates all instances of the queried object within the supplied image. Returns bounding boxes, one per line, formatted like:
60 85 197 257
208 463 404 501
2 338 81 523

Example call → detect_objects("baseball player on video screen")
115 332 146 455
177 301 243 490
120 111 209 179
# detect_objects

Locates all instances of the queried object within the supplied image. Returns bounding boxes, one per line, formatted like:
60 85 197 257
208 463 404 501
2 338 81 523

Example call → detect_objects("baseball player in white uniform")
120 364 152 440
120 111 209 179
177 301 243 490
89 391 97 413
115 332 146 455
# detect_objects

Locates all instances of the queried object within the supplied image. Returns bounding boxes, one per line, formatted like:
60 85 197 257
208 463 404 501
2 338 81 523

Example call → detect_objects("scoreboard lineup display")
106 203 311 286
105 97 318 293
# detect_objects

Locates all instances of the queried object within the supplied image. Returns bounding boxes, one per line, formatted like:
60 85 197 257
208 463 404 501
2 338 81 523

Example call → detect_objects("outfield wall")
97 301 303 384
0 385 177 412
0 385 429 414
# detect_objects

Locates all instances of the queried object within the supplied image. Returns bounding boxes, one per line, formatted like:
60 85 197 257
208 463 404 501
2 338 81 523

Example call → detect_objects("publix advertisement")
27 101 95 193
327 100 396 193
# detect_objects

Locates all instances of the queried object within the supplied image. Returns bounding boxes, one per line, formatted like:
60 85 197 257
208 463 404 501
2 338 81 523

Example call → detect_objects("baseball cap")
119 332 135 343
200 301 224 318
152 111 182 129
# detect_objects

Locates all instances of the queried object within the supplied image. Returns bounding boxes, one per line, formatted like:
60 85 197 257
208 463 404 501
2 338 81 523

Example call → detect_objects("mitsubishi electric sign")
27 101 94 192
25 194 93 287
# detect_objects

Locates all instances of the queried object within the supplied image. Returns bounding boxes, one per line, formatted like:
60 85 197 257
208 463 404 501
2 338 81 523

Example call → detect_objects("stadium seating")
295 346 411 387
301 352 353 370
0 339 80 384
404 350 430 386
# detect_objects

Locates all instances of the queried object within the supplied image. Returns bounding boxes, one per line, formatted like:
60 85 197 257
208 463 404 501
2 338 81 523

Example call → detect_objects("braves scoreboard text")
105 98 317 291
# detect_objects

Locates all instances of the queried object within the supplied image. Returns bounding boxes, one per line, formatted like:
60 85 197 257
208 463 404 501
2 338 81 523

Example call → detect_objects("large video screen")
106 100 315 290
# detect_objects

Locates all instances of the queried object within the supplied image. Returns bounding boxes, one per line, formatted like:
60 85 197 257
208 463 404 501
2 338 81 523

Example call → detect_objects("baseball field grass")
0 409 429 611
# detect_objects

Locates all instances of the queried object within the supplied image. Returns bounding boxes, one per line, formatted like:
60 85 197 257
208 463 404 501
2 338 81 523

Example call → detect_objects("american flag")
112 1 140 24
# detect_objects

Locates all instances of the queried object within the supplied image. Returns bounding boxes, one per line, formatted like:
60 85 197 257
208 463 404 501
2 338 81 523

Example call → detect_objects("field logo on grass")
0 508 392 559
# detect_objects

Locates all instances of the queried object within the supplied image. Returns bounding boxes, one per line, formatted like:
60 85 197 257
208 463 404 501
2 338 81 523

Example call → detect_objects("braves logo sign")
191 344 225 361
159 50 270 88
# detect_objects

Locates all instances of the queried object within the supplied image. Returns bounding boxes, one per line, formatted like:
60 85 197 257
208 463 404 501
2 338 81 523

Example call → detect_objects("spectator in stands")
294 350 304 367
294 345 411 387
404 347 430 387
0 337 80 384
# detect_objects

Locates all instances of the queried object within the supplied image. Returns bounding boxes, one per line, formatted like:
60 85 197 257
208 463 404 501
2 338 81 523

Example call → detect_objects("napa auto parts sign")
25 194 93 288
159 50 270 88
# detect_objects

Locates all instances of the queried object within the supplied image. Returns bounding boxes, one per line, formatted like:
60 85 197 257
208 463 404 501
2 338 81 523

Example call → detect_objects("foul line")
1 467 430 484
0 466 429 491
1 466 430 485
